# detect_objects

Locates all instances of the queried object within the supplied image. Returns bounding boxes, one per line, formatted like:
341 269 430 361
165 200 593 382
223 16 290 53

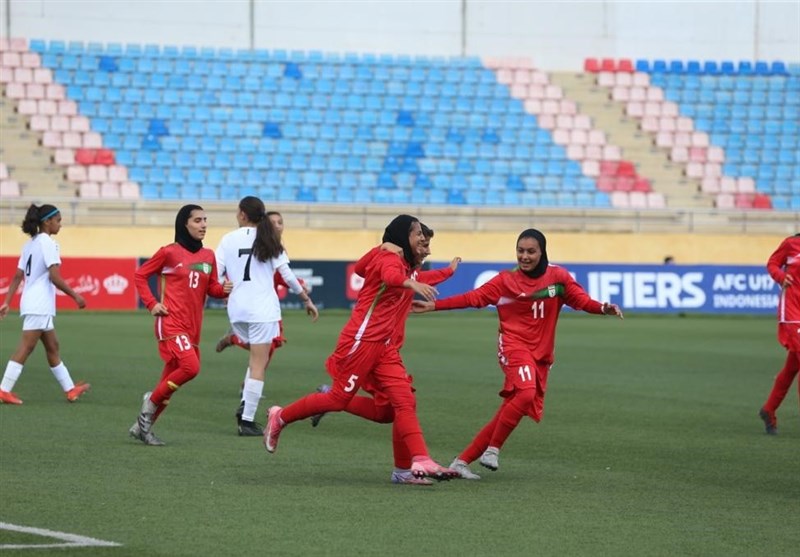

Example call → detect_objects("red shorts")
498 349 550 422
158 334 201 372
324 339 390 400
361 347 415 406
777 322 800 352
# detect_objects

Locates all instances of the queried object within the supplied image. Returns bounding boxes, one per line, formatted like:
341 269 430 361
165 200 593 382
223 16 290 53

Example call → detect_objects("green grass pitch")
0 309 798 556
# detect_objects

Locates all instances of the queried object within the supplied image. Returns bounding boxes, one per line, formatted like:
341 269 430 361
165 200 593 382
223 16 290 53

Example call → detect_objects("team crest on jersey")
529 284 564 299
190 262 213 274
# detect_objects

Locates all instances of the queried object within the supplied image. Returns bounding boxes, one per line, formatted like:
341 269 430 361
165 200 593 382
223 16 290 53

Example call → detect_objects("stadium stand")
1 37 797 212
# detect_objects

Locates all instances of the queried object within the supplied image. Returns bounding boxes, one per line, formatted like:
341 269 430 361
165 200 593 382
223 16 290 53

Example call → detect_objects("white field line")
0 522 121 550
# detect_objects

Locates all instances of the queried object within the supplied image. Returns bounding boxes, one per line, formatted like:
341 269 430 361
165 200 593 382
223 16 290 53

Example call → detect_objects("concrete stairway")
549 72 713 209
0 93 73 199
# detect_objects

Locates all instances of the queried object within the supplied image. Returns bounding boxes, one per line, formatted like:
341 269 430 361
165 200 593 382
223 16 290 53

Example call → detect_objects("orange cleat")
410 456 459 481
0 389 23 405
65 381 91 402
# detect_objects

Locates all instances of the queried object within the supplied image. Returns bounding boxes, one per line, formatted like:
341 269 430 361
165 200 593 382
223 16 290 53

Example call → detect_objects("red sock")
764 351 800 413
459 408 502 464
345 396 393 423
392 422 412 469
383 384 428 458
150 360 199 406
281 390 350 423
488 389 535 449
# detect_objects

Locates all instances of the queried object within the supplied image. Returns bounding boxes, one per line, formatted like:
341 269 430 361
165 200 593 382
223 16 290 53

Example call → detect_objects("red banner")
0 256 138 310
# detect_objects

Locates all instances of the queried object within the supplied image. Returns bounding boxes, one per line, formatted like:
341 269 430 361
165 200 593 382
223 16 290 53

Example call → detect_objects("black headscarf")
382 214 418 267
517 228 549 278
175 204 204 253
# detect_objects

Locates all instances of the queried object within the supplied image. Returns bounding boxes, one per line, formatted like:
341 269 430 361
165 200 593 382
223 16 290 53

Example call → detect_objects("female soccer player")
128 204 231 445
0 204 90 404
413 228 623 479
263 215 457 481
759 233 800 435
215 197 318 436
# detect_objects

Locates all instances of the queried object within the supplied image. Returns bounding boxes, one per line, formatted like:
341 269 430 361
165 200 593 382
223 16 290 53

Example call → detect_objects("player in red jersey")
413 228 623 479
312 224 461 485
129 205 231 446
263 215 458 481
759 233 800 435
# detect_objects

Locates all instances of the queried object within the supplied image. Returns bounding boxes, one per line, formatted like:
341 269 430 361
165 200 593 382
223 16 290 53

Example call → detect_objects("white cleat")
449 458 481 480
478 447 499 471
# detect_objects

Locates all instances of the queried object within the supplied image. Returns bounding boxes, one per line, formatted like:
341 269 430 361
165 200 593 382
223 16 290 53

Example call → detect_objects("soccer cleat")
310 384 331 427
137 391 156 434
449 458 481 480
391 470 433 486
238 420 264 437
128 422 166 446
215 333 233 353
235 400 245 424
65 381 91 402
479 447 499 471
758 408 778 435
410 456 458 481
0 390 23 405
263 406 284 453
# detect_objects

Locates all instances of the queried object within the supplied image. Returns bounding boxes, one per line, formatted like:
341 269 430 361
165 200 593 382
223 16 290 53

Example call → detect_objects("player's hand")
0 303 9 319
602 302 624 320
222 279 233 294
380 242 403 256
449 257 462 272
406 280 437 301
305 299 319 322
783 274 794 288
74 294 87 309
411 300 435 313
151 303 168 316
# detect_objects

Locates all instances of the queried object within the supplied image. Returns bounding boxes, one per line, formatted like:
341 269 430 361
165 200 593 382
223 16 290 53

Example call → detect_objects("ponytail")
21 203 58 237
252 217 283 262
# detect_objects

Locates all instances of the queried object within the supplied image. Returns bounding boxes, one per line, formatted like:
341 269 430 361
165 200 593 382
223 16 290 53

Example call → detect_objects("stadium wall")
5 0 799 69
0 224 782 265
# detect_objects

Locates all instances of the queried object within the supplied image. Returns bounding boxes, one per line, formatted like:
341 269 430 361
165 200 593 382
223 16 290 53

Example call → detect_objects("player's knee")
513 388 537 408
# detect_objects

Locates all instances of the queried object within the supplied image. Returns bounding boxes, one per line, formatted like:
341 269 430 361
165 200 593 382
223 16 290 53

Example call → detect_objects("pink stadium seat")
601 145 621 161
610 191 629 207
482 57 501 69
88 165 108 182
734 194 754 209
95 149 115 165
632 72 650 87
556 114 573 129
598 72 616 87
685 162 704 178
633 178 652 192
647 192 666 208
574 114 591 130
737 177 755 193
0 38 9 51
703 163 721 178
626 102 644 117
541 100 559 115
100 182 120 198
496 69 513 85
658 116 676 132
21 53 41 68
646 88 664 101
0 163 8 180
617 176 635 191
545 85 562 99
513 69 531 84
537 113 555 128
614 72 632 87
42 131 62 148
600 58 616 72
46 84 65 100
611 87 629 102
2 52 21 67
584 145 603 161
29 115 49 132
51 115 69 132
9 38 27 52
701 177 721 194
0 66 13 83
510 84 527 98
78 182 101 199
570 129 588 145
707 146 724 163
691 132 709 147
531 71 548 85
598 176 616 192
57 100 77 115
661 102 679 117
17 99 37 115
108 165 128 182
63 132 82 149
75 149 96 165
674 132 691 147
524 99 542 113
13 67 33 83
582 160 600 177
655 131 673 148
718 177 737 193
515 58 534 69
0 180 21 198
528 84 545 99
676 117 693 132
588 130 606 145
630 87 647 102
25 83 45 99
600 161 619 175
617 162 636 176
688 147 706 162
38 99 57 115
120 181 140 199
54 149 75 166
618 59 634 73
559 99 577 114
67 165 87 182
643 101 661 116
33 68 52 84
584 58 600 73
552 129 570 145
752 194 772 209
82 132 102 148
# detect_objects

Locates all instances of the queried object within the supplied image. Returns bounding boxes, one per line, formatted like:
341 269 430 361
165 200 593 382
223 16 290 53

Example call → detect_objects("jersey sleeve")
561 270 604 314
767 238 789 285
135 246 167 311
41 236 61 268
416 266 454 286
354 247 381 278
435 273 505 310
206 258 228 299
274 252 304 294
377 251 409 287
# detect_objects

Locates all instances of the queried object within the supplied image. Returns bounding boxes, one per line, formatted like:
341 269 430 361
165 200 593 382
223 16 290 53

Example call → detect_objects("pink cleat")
66 382 91 402
410 456 458 482
263 406 284 453
0 389 23 405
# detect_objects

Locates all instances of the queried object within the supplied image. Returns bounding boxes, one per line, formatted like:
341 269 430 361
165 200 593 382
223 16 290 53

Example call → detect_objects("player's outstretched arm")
601 302 624 320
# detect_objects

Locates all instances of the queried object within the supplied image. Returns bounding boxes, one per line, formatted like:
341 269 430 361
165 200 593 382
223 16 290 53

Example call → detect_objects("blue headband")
40 208 60 221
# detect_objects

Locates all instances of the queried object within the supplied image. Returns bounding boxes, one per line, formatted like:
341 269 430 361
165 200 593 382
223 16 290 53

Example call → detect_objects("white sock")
1 361 24 392
242 378 264 421
50 362 75 391
243 367 251 383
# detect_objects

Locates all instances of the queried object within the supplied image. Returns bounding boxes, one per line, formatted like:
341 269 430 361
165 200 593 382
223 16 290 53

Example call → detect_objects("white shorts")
22 314 55 331
230 321 280 345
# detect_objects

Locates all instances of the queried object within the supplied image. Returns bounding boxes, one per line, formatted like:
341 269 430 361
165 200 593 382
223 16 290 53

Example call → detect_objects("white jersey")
215 227 302 323
17 233 61 316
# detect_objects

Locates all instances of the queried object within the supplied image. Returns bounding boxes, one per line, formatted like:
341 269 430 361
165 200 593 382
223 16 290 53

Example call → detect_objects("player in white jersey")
0 204 90 404
215 197 318 435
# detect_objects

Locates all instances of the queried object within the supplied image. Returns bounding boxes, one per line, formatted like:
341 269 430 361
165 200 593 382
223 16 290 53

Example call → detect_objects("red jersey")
353 247 453 347
338 249 417 343
435 264 604 365
135 243 227 345
767 235 800 323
